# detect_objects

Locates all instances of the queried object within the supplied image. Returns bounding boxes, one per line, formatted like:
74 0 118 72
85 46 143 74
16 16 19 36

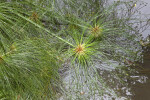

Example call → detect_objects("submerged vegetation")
0 0 149 99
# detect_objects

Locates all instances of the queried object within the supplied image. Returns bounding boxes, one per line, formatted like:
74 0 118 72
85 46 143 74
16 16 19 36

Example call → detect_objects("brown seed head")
0 56 3 64
30 11 38 21
90 25 102 37
75 44 85 55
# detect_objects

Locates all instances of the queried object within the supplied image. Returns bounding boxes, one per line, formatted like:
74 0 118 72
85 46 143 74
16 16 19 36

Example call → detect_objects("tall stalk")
0 0 149 99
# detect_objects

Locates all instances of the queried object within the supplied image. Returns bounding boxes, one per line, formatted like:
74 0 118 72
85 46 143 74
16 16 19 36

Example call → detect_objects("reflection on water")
59 0 150 99
131 47 150 100
96 47 150 100
59 49 150 99
60 55 150 100
140 0 150 38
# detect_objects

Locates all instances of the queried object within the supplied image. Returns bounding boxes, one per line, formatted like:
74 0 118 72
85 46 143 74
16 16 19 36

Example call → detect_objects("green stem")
14 12 74 47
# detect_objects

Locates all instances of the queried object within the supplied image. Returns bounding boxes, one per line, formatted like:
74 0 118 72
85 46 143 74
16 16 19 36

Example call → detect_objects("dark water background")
132 51 150 100
132 0 150 100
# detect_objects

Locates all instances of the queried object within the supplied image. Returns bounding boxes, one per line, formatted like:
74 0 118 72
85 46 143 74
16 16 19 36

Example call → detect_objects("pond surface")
140 0 150 38
130 49 150 100
131 0 150 100
59 0 150 100
105 0 150 99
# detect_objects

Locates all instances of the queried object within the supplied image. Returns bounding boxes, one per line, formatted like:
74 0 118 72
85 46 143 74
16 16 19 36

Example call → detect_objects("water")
131 48 150 100
140 0 150 38
58 0 150 99
111 0 150 38
131 0 150 99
